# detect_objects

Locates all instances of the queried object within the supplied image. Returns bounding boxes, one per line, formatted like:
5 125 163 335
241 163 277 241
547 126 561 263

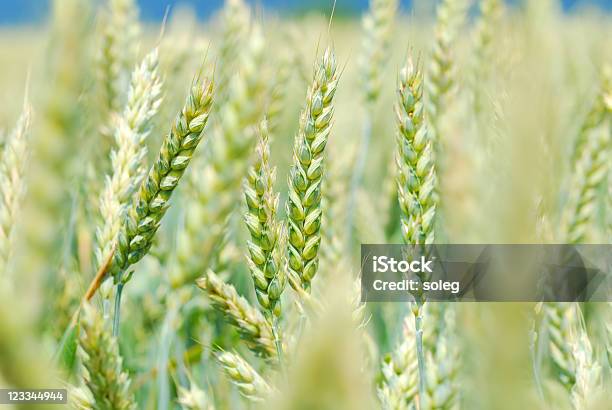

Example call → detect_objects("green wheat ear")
286 47 339 292
78 303 136 410
110 76 214 282
395 57 437 246
244 120 286 317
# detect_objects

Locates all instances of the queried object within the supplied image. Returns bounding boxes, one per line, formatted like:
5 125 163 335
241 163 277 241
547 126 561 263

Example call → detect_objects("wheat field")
0 0 611 409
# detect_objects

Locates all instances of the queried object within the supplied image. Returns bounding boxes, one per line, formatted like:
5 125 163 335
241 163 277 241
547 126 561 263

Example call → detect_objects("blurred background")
0 0 611 24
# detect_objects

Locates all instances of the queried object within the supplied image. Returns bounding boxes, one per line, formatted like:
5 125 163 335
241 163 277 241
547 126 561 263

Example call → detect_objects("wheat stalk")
77 303 136 410
98 0 140 114
0 102 31 277
286 47 338 292
244 120 286 317
196 270 277 358
216 350 272 402
96 49 163 297
109 76 214 282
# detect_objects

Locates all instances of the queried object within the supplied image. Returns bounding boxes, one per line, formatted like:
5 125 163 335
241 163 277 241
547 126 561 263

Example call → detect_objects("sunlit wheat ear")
216 350 273 402
244 120 286 317
0 102 31 277
78 303 136 410
395 57 437 246
98 0 140 114
109 77 214 283
359 0 399 103
96 49 163 297
286 47 339 292
196 270 277 358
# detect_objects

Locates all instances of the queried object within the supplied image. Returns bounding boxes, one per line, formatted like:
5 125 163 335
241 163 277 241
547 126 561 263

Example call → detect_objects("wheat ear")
78 303 136 410
421 308 459 410
563 125 608 243
109 76 214 282
396 57 437 246
428 0 468 130
216 350 272 402
96 49 163 294
196 270 277 358
571 67 612 169
286 47 338 291
216 0 251 102
471 0 503 113
359 0 399 103
244 120 286 317
569 316 602 410
378 315 419 409
0 102 31 277
98 0 140 114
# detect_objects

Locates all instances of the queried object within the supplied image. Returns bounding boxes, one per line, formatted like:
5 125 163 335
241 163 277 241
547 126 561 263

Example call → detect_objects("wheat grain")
78 303 136 410
96 49 162 296
196 270 277 358
109 76 213 282
216 350 272 402
98 0 140 114
286 47 338 291
244 120 286 317
0 102 31 277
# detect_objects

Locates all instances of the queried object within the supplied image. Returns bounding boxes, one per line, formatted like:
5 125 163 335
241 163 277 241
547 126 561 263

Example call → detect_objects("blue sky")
0 0 610 25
